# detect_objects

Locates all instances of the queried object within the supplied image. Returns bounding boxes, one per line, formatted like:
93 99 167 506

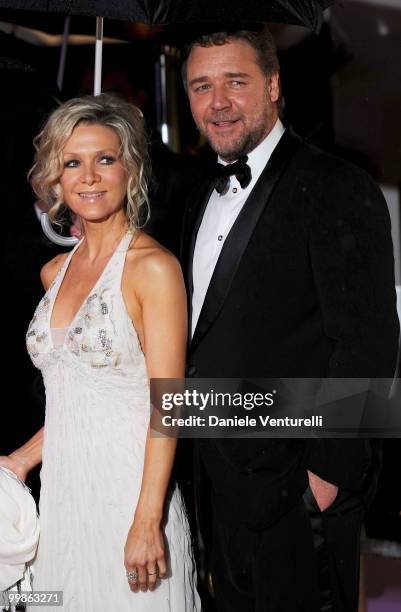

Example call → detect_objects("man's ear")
267 72 280 104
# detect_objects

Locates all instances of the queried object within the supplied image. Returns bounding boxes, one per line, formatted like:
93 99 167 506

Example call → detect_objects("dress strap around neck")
110 229 137 284
120 229 136 251
58 235 84 275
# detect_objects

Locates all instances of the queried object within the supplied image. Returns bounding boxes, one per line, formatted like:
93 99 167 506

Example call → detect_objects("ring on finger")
147 566 158 576
126 569 138 583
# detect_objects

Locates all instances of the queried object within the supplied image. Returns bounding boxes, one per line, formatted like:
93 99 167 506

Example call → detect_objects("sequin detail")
26 231 140 371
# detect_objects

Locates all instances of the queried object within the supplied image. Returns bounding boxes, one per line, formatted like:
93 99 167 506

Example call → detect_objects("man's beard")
200 108 271 162
207 126 267 162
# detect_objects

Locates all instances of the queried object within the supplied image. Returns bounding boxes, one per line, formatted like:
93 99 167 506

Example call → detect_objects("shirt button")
232 187 238 193
218 235 223 241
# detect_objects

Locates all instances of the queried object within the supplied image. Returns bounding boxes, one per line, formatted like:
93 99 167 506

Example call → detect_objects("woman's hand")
0 454 30 482
124 512 167 593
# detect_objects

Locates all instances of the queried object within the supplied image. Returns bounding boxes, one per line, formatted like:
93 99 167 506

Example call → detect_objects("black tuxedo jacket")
181 130 399 531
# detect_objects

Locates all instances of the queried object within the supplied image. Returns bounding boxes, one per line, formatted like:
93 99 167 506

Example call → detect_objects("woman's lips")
77 191 107 201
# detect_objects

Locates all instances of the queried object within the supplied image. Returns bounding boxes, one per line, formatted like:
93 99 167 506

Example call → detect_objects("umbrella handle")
94 17 104 96
40 213 79 247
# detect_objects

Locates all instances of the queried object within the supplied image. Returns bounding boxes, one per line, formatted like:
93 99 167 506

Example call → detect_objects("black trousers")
210 488 364 612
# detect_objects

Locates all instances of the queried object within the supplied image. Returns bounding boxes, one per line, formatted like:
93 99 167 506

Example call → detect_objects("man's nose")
210 86 230 110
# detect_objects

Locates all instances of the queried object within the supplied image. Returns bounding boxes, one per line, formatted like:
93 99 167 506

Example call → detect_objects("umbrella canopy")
0 9 160 40
0 1 333 31
151 0 333 30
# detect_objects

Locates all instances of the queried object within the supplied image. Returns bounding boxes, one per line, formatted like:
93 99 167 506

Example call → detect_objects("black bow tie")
213 156 252 194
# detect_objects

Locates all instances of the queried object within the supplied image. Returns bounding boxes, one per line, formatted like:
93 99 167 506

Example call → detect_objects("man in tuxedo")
180 26 399 611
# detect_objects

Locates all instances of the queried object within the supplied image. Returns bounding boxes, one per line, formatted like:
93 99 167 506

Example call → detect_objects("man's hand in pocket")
307 470 338 512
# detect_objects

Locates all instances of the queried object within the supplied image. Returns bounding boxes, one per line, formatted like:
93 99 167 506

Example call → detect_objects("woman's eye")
99 155 115 164
64 159 80 168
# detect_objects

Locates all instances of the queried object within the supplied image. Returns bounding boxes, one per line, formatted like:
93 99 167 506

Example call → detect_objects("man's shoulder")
289 139 389 228
292 138 378 191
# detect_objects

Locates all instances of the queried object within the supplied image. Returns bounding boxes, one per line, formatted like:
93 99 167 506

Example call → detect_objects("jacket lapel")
190 129 302 351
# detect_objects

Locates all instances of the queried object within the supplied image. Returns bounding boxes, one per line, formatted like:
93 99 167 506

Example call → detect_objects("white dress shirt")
191 119 285 337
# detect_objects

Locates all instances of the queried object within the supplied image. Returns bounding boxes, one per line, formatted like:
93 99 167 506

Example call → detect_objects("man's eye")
64 159 80 168
230 80 245 87
99 155 115 164
194 84 210 93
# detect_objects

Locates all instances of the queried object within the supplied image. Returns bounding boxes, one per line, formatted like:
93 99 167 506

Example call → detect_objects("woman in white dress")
0 94 200 611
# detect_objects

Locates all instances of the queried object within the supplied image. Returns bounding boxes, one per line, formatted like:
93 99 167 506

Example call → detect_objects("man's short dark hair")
181 25 280 92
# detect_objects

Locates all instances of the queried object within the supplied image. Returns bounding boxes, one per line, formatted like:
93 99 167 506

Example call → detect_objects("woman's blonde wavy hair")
29 93 150 231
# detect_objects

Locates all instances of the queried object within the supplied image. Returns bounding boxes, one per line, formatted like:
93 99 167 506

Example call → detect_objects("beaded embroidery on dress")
26 230 200 611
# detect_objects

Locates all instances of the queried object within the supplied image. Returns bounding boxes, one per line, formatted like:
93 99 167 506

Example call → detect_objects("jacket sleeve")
305 160 399 491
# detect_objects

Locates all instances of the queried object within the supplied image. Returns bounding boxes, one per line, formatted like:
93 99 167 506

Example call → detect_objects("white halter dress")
26 231 200 611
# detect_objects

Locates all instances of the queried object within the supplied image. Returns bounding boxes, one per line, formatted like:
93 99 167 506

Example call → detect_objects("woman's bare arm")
123 243 187 592
0 428 44 482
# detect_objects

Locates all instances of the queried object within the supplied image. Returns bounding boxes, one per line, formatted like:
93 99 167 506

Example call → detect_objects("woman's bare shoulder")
125 231 183 287
40 252 69 290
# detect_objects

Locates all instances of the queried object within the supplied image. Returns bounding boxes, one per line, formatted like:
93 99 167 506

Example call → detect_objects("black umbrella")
152 0 333 30
0 1 333 31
